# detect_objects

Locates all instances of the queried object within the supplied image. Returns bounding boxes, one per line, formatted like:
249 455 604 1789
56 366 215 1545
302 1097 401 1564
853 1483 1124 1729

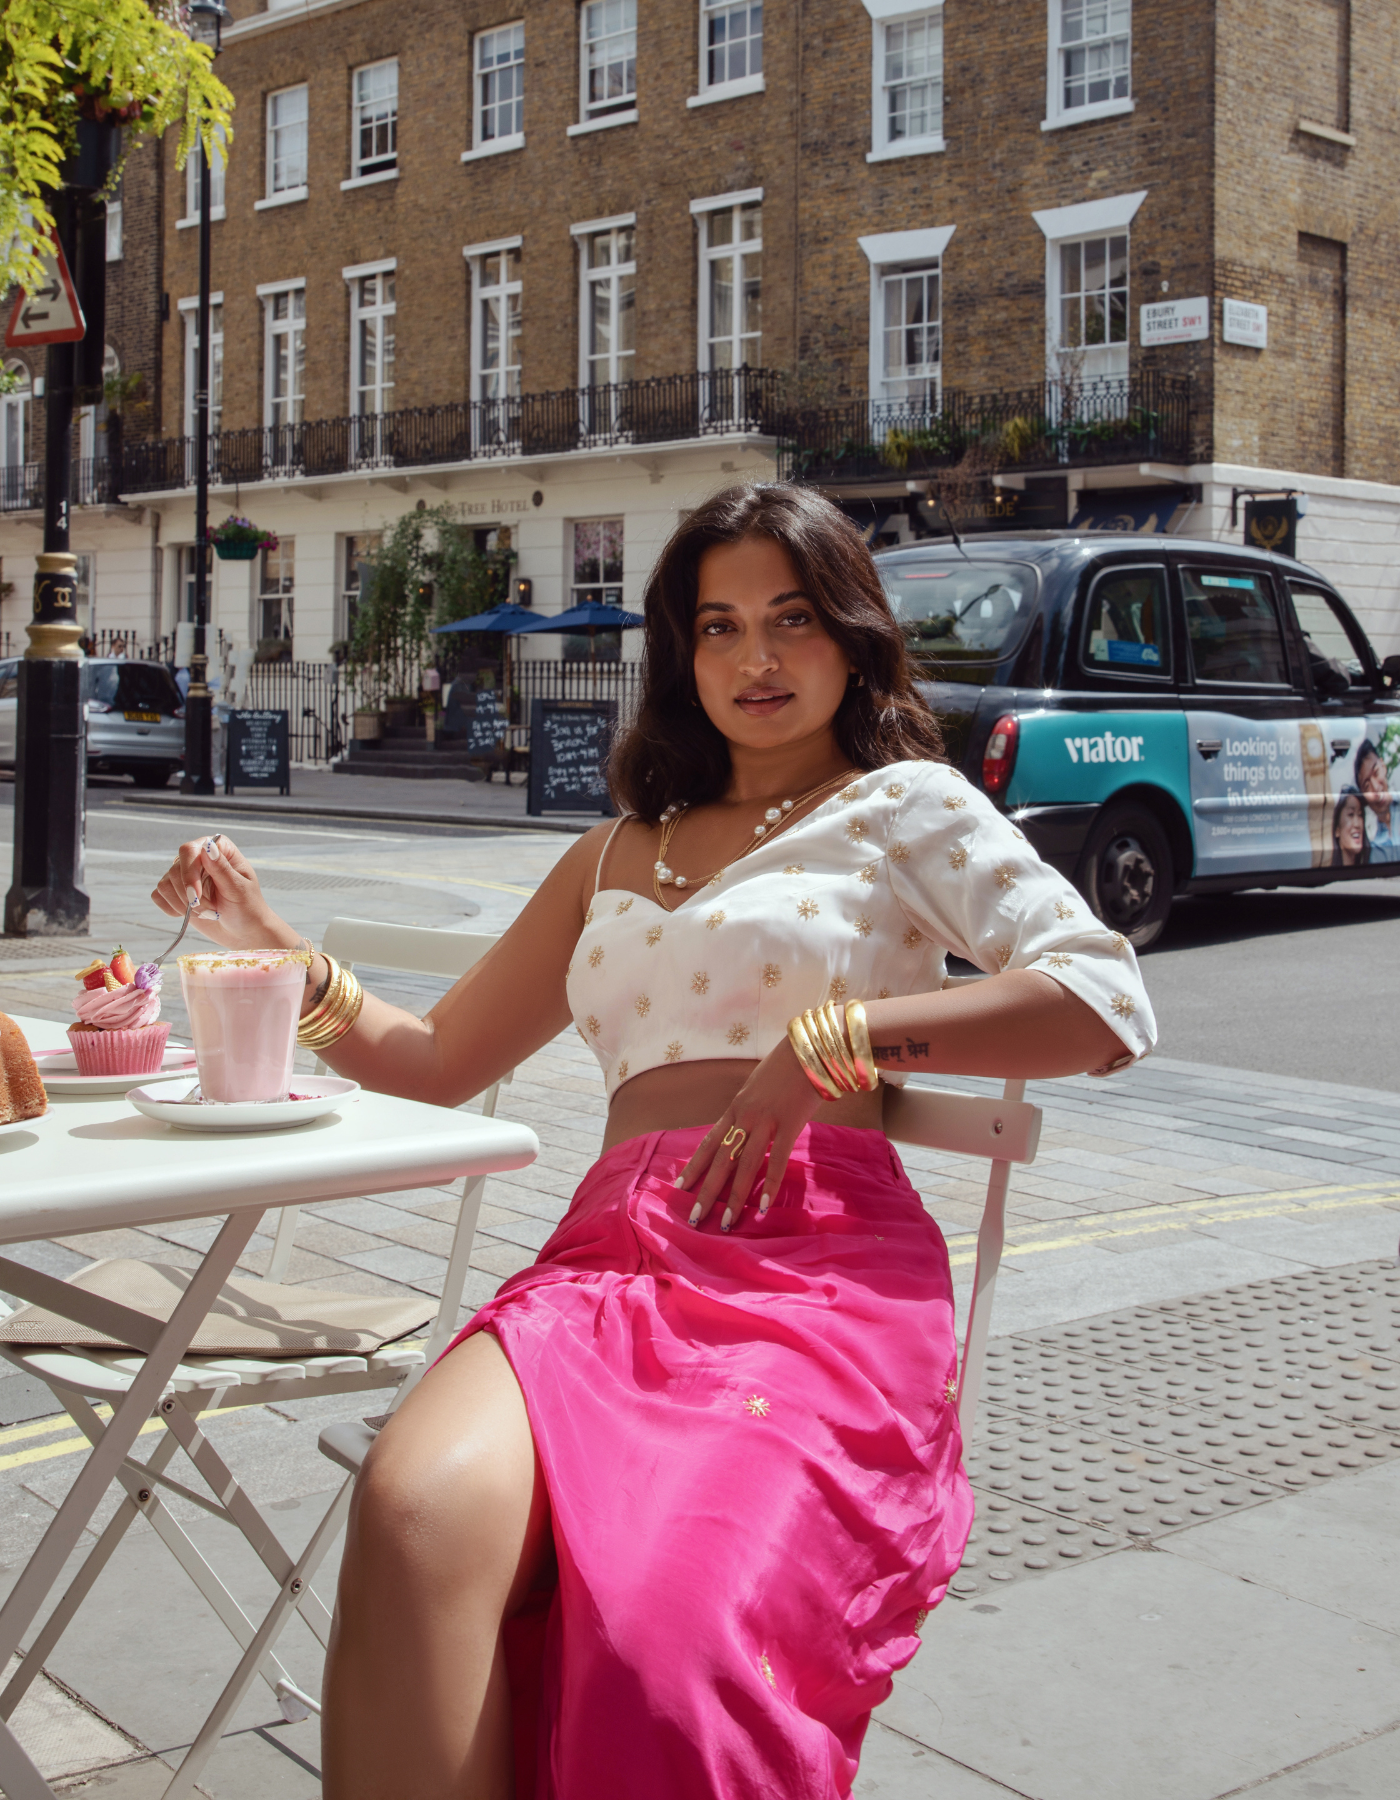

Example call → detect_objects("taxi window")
1287 583 1369 688
879 561 1037 674
1181 568 1291 687
1081 565 1170 679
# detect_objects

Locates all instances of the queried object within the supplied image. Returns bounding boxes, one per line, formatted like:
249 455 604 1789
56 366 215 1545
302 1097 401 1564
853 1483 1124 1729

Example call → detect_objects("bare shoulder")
531 816 634 918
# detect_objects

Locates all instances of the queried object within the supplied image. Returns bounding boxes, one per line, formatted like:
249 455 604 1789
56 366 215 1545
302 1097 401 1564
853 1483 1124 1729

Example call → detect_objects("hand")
150 835 299 953
674 1037 823 1230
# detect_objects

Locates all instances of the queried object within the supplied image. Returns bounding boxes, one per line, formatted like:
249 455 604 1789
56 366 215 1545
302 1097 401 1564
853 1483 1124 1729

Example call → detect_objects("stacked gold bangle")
297 952 365 1052
787 999 880 1100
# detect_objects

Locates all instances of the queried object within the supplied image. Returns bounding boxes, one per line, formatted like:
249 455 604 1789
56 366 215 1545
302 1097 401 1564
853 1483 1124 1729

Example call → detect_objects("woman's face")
1336 792 1366 861
1359 751 1392 825
692 535 854 752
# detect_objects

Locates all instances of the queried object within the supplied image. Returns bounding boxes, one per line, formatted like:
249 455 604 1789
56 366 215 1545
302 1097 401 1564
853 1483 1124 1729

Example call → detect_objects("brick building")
5 1 1400 667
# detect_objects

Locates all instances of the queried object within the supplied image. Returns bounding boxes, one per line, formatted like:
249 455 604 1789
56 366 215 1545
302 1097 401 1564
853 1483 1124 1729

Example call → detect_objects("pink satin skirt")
447 1121 974 1799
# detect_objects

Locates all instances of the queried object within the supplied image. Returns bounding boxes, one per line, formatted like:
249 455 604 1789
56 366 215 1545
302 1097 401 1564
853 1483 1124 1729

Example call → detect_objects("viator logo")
1065 732 1145 765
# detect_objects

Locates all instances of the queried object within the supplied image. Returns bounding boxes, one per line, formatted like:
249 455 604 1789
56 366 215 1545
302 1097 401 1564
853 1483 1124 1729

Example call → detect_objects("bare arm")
151 829 610 1106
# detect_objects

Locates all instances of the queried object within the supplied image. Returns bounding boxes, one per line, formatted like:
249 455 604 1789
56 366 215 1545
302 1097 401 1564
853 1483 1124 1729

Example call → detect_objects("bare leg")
322 1332 550 1800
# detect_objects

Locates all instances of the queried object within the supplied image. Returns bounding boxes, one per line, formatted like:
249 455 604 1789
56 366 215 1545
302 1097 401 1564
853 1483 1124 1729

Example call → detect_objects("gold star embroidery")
1046 952 1072 969
858 862 879 885
884 782 907 800
727 1022 751 1046
995 945 1013 971
877 987 891 999
994 863 1017 891
1054 899 1075 921
1111 993 1136 1019
1011 826 1026 839
762 963 782 987
706 910 726 930
914 1608 930 1633
783 862 805 876
585 1014 601 1036
759 1652 776 1688
575 1025 587 1043
664 1041 684 1061
588 945 604 968
707 871 724 886
615 897 633 915
584 907 595 926
888 840 911 864
616 1059 629 1083
903 928 923 950
944 1377 958 1403
845 817 869 843
829 976 848 1002
949 845 969 870
692 971 710 995
1110 931 1129 954
943 795 967 812
635 995 651 1017
838 784 860 803
854 914 873 937
797 898 819 920
744 1394 771 1417
646 924 663 947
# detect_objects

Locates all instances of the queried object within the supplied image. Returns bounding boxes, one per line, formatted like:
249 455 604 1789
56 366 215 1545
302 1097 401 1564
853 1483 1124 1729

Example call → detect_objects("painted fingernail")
759 1195 771 1215
672 1176 685 1188
688 1204 702 1226
202 837 219 859
185 885 200 905
720 1209 733 1232
197 909 220 920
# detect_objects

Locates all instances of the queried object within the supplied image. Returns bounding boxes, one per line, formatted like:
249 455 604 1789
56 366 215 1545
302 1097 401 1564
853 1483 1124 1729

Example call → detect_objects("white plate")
126 1074 360 1132
35 1044 199 1095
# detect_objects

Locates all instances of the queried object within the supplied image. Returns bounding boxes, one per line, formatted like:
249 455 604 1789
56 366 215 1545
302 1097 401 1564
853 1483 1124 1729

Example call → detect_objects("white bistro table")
0 1016 538 1800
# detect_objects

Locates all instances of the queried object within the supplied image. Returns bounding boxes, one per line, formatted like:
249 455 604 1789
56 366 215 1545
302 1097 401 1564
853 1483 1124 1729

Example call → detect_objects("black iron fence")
0 457 111 513
242 658 349 764
777 372 1193 484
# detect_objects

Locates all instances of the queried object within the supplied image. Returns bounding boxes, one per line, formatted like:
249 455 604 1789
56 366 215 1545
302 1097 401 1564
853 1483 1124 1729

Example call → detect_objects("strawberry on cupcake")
69 949 171 1076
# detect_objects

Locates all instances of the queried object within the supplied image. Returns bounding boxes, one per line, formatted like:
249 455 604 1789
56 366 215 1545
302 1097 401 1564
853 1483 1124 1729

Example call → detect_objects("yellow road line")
0 1400 246 1471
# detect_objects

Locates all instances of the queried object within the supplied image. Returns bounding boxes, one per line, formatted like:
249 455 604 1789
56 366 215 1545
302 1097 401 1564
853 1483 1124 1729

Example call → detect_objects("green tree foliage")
0 0 233 292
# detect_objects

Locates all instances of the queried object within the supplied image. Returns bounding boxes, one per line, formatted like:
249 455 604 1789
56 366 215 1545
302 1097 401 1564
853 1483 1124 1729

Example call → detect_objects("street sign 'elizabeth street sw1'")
4 232 85 348
1139 297 1211 346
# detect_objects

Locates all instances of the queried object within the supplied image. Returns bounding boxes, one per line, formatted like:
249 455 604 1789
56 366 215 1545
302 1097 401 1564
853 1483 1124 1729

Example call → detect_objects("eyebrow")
695 588 810 616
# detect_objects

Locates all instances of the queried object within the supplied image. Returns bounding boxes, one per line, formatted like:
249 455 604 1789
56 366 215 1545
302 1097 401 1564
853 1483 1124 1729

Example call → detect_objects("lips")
736 687 793 717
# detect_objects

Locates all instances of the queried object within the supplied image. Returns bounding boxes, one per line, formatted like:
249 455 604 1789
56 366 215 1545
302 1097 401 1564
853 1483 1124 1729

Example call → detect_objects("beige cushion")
0 1260 436 1357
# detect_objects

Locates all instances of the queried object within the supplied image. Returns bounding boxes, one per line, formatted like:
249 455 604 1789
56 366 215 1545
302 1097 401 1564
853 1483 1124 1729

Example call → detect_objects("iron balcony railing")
120 368 784 495
777 372 1194 484
1 457 113 513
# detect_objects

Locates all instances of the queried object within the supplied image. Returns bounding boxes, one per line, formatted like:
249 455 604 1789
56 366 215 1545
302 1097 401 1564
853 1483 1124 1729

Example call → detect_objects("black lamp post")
180 0 230 797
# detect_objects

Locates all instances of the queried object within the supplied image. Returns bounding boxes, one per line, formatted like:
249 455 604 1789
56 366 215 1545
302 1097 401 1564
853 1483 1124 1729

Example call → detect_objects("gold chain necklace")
651 769 858 909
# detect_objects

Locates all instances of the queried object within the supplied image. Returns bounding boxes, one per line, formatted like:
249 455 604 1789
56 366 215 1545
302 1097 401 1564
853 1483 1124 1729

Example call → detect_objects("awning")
1070 487 1195 534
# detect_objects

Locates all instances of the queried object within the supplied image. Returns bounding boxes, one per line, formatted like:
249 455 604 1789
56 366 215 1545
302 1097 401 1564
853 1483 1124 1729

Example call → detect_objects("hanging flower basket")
210 516 278 562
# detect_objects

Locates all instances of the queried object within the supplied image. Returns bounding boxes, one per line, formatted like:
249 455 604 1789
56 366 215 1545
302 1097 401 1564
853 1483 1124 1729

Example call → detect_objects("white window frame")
464 236 524 407
344 58 398 189
688 1 765 109
177 293 225 439
1 360 33 470
177 130 226 228
465 21 525 160
105 171 123 260
568 1 638 137
858 227 955 410
257 277 307 430
1033 192 1144 382
572 214 637 390
1043 0 1134 132
691 188 763 373
865 1 945 161
257 83 308 210
344 258 397 417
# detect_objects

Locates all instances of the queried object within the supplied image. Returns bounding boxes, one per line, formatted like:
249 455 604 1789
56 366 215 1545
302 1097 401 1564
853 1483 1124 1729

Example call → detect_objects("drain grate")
952 1257 1400 1601
0 938 97 966
254 868 402 893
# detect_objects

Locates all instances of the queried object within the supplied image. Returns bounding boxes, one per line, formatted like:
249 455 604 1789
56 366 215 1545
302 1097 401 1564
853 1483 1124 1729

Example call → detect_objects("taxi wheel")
1078 805 1174 950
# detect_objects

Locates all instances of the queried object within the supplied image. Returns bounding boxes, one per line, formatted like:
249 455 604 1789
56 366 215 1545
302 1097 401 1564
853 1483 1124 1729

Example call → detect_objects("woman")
154 484 1155 1800
1330 784 1371 867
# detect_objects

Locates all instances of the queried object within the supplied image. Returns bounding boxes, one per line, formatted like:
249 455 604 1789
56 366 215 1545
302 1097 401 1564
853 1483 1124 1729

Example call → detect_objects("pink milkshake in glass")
178 949 311 1103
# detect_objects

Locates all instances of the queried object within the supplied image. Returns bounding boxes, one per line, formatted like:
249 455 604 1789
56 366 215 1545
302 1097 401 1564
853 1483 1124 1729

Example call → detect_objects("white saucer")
36 1044 200 1095
126 1074 360 1132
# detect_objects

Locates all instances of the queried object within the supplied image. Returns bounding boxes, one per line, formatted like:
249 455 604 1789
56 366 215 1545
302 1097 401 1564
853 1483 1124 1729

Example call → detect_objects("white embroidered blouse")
566 758 1157 1099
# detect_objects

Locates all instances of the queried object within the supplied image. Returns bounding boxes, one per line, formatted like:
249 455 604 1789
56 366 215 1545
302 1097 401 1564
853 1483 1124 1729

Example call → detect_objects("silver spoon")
151 897 195 969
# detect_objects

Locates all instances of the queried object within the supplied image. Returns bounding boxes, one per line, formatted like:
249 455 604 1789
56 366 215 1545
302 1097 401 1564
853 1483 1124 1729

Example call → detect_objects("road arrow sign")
5 232 85 348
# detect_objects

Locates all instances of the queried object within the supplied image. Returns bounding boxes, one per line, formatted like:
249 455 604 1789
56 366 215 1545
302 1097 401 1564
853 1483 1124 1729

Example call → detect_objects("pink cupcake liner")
67 1021 172 1076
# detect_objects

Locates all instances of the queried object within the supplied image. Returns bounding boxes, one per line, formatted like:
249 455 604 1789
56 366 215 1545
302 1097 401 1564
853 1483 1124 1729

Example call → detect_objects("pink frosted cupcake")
69 951 171 1075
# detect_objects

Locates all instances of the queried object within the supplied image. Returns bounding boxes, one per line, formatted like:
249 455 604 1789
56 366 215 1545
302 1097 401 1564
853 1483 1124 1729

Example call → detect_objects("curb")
113 794 596 835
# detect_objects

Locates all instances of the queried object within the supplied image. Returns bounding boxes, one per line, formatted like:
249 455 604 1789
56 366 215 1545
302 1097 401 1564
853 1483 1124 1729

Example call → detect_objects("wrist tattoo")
874 1038 931 1064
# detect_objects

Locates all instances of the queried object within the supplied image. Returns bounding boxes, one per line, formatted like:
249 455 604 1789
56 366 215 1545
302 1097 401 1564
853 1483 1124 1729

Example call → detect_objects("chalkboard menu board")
226 709 290 795
527 699 616 816
462 691 508 758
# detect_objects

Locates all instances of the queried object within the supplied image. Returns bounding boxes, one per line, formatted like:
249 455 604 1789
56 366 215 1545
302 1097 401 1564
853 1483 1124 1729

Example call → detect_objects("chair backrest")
321 918 499 981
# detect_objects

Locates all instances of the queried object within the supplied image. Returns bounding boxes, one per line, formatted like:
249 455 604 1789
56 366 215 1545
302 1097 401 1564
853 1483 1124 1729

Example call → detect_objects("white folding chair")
0 918 510 1800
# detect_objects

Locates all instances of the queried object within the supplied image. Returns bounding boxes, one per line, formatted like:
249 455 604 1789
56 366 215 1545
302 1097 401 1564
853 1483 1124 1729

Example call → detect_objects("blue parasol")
431 602 540 634
513 602 647 633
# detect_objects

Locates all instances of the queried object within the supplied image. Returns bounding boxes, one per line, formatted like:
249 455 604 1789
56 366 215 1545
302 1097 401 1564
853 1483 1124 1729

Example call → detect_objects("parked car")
876 533 1400 947
83 658 186 787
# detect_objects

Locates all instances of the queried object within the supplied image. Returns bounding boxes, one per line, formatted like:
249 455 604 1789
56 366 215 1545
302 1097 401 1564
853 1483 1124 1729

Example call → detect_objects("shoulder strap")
593 814 632 896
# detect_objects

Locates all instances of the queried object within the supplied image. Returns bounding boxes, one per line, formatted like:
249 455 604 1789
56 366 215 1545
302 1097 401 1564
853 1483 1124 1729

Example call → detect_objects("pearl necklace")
651 769 858 908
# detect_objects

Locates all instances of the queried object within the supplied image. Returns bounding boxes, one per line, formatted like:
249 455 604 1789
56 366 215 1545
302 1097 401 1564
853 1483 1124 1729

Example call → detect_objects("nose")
737 624 781 676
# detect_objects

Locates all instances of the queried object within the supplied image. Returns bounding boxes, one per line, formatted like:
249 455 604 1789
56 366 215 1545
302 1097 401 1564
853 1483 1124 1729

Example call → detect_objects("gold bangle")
843 1000 880 1092
297 953 342 1036
787 1013 842 1102
811 1002 860 1095
297 957 365 1050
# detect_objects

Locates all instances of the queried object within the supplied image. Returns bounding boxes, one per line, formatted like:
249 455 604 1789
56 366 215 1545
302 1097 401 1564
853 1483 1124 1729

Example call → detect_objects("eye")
778 607 814 627
699 617 734 637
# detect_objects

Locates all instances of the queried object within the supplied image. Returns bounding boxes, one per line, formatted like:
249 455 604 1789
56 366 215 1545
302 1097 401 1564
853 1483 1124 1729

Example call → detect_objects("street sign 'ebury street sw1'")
1139 297 1211 347
4 231 85 349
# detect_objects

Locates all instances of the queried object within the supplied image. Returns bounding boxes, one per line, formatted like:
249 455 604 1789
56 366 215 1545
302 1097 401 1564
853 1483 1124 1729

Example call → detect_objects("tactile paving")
953 1258 1400 1601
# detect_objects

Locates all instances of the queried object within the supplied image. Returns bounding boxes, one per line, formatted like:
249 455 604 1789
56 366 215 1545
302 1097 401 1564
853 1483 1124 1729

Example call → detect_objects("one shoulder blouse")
565 759 1156 1099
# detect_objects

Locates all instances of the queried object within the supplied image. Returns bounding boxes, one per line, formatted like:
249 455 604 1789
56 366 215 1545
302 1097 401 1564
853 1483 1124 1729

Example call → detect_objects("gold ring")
722 1125 747 1161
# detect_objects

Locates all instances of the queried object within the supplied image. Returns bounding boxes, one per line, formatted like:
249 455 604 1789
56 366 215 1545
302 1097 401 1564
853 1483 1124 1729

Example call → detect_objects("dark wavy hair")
608 484 945 823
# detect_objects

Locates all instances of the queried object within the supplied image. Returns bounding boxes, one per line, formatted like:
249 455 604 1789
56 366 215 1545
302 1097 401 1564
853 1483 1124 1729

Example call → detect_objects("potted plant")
353 706 384 743
211 516 278 562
